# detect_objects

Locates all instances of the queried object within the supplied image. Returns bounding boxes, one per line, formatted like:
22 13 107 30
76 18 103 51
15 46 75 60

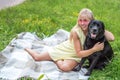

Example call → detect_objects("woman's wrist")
91 47 97 53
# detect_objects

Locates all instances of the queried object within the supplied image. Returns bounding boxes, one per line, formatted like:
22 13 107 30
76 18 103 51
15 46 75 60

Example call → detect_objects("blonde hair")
70 8 94 40
78 8 94 21
72 8 94 29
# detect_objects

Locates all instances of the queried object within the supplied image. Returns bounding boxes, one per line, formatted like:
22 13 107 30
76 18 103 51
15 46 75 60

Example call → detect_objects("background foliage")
0 0 120 80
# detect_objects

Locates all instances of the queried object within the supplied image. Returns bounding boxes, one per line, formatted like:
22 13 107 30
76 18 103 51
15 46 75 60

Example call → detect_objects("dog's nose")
93 29 97 32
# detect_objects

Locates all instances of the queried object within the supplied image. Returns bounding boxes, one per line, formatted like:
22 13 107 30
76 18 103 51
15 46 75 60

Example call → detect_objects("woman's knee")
58 64 73 72
56 60 78 72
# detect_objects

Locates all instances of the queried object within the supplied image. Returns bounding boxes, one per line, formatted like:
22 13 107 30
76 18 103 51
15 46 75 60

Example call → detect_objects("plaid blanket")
0 29 89 80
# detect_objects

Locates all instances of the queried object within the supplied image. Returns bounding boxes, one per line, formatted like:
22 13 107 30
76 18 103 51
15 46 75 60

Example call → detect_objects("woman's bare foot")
24 48 52 61
24 48 39 60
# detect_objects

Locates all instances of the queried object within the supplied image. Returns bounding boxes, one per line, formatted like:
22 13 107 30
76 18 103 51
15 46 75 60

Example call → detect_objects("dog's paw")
83 65 89 68
85 71 91 76
72 65 81 71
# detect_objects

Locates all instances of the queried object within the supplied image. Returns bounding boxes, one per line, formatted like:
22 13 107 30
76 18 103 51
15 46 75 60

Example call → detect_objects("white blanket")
0 29 89 80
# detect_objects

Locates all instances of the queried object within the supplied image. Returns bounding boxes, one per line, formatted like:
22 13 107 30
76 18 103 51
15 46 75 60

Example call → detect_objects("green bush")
0 0 120 79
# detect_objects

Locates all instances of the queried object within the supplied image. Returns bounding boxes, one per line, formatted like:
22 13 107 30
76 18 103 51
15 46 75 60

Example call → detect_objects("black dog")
73 20 114 76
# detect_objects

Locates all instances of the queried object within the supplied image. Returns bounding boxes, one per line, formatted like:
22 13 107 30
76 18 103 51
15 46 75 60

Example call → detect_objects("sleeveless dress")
48 27 85 62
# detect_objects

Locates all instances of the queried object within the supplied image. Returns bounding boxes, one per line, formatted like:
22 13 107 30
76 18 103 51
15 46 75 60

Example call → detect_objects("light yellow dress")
48 27 85 62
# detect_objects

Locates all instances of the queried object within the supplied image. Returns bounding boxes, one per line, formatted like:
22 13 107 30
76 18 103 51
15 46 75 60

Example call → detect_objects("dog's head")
88 20 105 40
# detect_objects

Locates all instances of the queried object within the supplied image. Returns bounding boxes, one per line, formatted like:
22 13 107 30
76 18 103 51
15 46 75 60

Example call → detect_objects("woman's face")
78 15 91 31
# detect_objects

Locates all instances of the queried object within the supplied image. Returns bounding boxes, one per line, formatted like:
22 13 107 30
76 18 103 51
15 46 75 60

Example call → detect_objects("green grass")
0 0 120 80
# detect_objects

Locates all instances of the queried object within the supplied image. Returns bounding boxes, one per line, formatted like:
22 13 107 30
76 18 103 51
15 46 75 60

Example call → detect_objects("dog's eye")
97 24 100 27
97 23 102 28
89 25 93 28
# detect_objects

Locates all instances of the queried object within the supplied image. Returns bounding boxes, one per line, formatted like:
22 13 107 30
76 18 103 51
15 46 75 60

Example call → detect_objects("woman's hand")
92 42 104 52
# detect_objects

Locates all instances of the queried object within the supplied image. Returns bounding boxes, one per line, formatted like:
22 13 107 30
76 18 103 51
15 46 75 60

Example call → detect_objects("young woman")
25 8 114 72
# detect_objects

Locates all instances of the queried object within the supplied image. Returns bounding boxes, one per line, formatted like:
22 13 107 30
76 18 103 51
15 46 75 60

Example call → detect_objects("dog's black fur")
73 20 114 76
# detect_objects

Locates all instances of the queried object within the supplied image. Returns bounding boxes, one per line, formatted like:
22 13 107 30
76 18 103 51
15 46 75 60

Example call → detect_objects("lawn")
0 0 120 80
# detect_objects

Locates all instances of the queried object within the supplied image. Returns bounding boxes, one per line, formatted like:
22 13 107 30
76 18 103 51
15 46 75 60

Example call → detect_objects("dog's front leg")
73 58 86 71
85 55 100 76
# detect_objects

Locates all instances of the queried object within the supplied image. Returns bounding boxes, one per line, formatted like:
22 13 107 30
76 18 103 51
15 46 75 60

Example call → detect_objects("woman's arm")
72 31 104 58
105 30 115 41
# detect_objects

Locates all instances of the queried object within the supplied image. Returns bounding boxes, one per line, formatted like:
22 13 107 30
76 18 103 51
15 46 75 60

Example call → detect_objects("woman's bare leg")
55 59 78 72
25 48 52 61
25 48 78 72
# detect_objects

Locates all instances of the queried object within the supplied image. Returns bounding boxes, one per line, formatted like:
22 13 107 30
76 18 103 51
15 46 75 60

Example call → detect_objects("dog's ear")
100 21 105 31
88 20 94 28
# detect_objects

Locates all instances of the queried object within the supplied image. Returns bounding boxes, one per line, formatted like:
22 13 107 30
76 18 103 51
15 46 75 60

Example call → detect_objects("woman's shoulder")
70 26 79 39
70 27 82 38
72 27 82 34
